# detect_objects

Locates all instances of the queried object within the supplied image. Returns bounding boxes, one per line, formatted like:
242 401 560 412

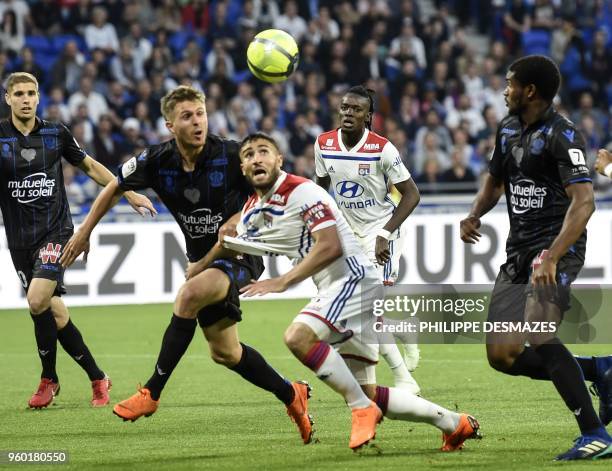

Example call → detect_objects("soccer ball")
246 29 299 83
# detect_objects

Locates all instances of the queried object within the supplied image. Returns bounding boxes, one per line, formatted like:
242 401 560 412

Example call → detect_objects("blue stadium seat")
34 52 58 74
169 31 193 59
51 34 88 54
25 35 52 54
521 30 551 55
232 69 251 84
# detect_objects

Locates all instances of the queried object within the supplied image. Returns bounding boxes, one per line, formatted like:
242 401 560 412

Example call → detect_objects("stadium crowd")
0 0 610 213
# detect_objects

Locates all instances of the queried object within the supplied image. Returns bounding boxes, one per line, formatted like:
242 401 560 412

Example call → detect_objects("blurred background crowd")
0 0 610 216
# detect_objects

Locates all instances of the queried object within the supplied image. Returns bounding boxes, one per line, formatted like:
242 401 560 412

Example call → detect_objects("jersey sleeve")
117 148 153 191
488 126 504 179
549 120 591 186
314 139 328 178
381 142 411 184
293 183 337 232
60 124 87 166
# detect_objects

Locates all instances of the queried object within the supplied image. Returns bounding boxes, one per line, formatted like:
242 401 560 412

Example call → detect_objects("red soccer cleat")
28 378 60 409
113 385 159 422
441 414 482 451
286 381 314 444
91 376 112 407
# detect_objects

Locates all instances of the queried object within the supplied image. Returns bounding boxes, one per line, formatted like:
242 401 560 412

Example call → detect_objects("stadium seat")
25 35 53 54
169 31 193 59
521 30 551 55
51 34 88 54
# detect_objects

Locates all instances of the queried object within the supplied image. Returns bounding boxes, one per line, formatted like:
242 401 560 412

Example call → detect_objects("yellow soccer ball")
247 29 299 83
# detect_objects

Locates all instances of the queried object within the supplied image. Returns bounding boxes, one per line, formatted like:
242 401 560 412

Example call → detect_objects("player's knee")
284 324 314 358
175 284 203 318
209 344 241 367
27 292 51 314
487 350 515 373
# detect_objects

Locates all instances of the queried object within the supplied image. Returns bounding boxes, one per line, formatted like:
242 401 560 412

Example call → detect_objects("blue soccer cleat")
589 356 612 426
554 434 612 461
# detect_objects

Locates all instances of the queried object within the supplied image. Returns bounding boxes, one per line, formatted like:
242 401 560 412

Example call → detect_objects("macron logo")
39 243 62 264
363 143 380 150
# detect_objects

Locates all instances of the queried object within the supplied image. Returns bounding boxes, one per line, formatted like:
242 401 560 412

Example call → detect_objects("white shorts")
294 255 382 367
357 228 405 286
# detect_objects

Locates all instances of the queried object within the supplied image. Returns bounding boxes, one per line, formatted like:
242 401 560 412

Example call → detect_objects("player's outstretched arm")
60 179 125 267
240 225 343 297
375 178 420 264
595 149 612 178
185 242 237 280
78 155 157 217
460 174 504 244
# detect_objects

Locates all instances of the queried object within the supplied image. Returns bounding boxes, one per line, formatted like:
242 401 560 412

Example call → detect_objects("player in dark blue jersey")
460 56 612 460
60 86 313 444
0 72 155 409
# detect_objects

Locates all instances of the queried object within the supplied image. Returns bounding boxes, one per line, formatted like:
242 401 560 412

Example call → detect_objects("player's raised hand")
460 216 482 244
60 229 90 267
125 191 157 217
595 149 612 176
375 236 391 264
218 221 238 243
240 277 289 297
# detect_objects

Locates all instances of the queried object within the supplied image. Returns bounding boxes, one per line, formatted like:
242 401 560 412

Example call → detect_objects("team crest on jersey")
326 138 334 146
358 164 370 176
43 136 57 150
1 143 13 159
209 170 224 187
20 148 36 162
39 243 62 264
530 137 545 155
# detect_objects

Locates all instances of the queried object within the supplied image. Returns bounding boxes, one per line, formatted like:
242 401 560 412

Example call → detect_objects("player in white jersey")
187 134 481 452
314 86 421 386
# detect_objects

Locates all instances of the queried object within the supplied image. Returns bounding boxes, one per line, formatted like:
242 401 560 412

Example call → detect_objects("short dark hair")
508 55 561 103
239 132 280 155
345 85 374 129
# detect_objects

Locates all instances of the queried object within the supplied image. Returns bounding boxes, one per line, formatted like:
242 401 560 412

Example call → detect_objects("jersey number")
568 149 586 166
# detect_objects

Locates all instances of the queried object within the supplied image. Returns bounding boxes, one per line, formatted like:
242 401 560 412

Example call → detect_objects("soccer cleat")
286 381 314 444
554 435 612 461
91 375 112 407
28 378 60 409
349 401 383 450
589 356 612 426
441 414 482 451
402 343 420 372
112 385 159 422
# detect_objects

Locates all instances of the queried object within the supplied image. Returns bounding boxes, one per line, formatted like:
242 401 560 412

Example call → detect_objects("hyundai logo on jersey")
336 180 364 198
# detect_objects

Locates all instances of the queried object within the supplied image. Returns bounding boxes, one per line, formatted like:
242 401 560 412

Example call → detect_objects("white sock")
384 387 460 433
304 342 371 409
380 341 417 387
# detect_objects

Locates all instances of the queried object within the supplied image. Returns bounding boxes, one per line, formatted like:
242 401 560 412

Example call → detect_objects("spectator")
181 0 210 34
92 113 120 171
111 38 146 90
531 0 557 32
587 29 611 104
0 9 24 58
31 0 62 35
14 48 43 83
414 109 453 157
389 18 426 70
502 0 530 53
439 148 478 193
414 131 450 174
445 94 486 137
154 0 182 32
274 0 308 42
46 86 71 124
84 6 120 54
51 40 86 94
118 117 146 156
482 74 507 121
205 40 236 80
229 82 262 131
126 22 153 71
414 157 443 195
63 0 93 35
253 0 281 31
68 76 109 124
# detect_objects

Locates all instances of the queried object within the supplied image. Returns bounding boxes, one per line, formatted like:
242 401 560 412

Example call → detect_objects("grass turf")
1 300 611 470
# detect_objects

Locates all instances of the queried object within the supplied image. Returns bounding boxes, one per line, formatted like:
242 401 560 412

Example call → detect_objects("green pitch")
1 300 610 470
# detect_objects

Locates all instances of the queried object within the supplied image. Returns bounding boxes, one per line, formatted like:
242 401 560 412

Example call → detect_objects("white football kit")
223 172 381 366
314 128 412 285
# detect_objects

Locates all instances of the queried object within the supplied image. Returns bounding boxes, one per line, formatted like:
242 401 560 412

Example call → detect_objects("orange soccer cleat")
91 376 112 407
441 414 482 451
286 381 314 444
112 385 159 422
28 378 60 409
349 401 383 450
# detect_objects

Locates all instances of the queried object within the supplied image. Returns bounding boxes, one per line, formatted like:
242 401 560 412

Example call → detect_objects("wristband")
377 229 391 240
605 163 612 179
